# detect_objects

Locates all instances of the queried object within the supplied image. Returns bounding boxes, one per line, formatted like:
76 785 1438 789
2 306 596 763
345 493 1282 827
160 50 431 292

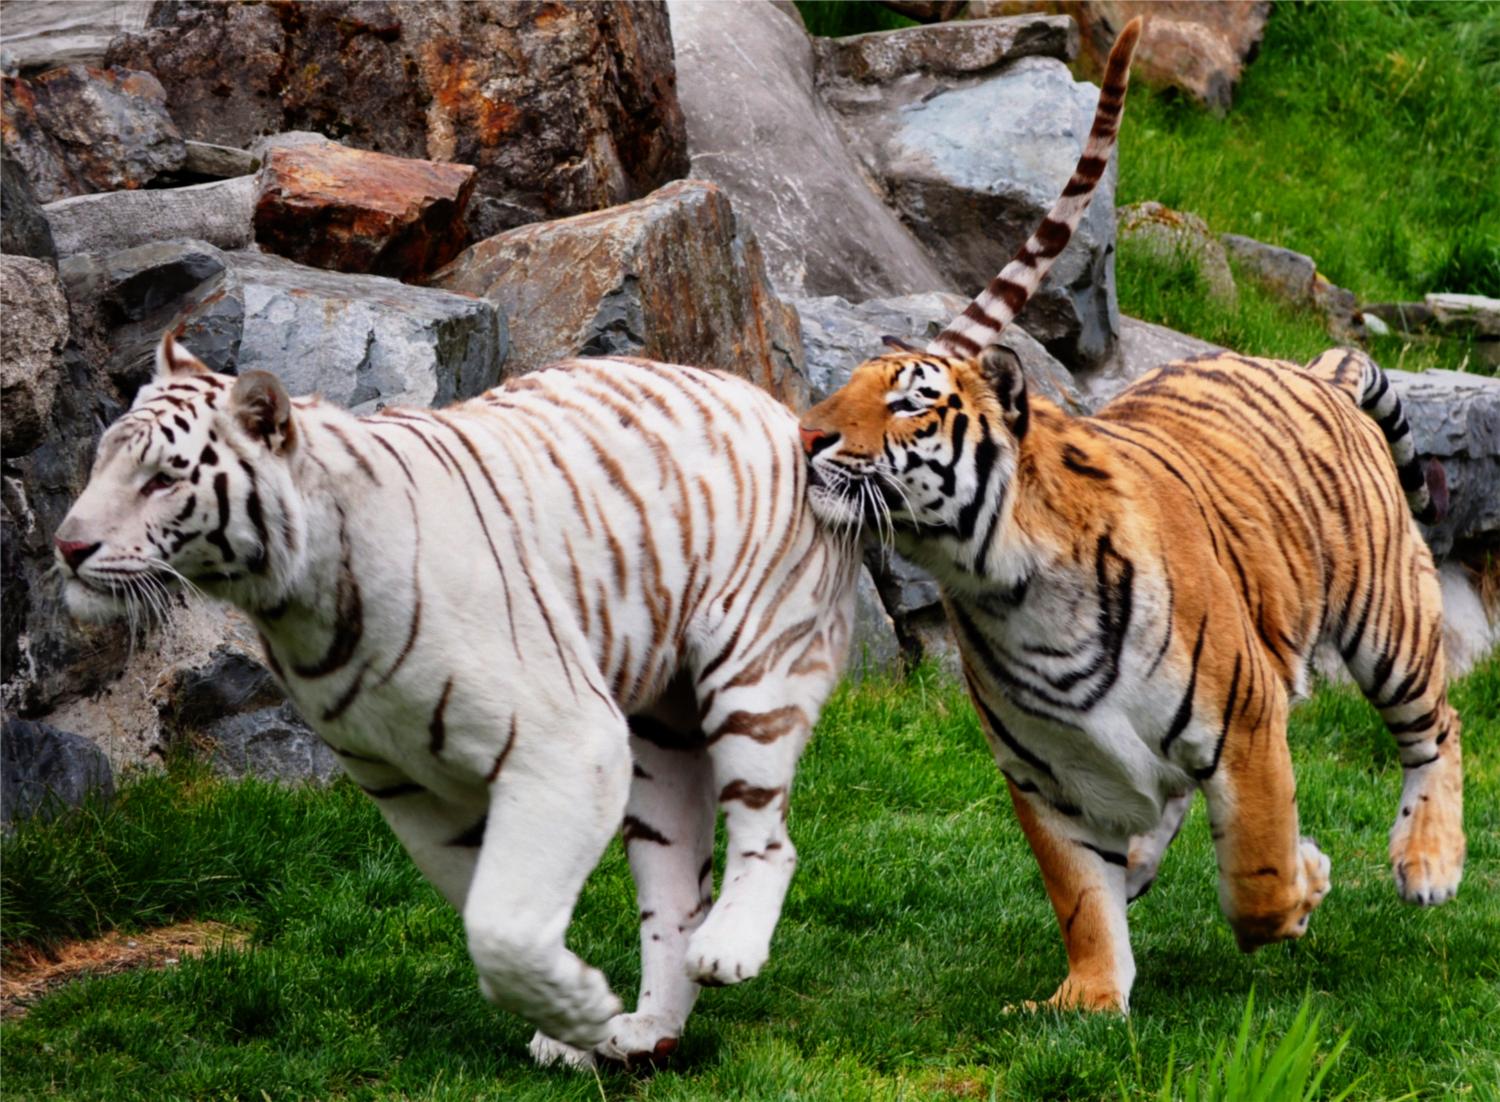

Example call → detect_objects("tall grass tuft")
1123 990 1366 1102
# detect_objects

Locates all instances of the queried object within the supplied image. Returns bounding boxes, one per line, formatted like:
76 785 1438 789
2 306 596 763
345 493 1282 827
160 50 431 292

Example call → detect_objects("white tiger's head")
56 333 307 623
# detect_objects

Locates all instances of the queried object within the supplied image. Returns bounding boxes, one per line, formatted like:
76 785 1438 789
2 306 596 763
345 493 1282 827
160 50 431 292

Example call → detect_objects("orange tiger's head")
799 344 1029 544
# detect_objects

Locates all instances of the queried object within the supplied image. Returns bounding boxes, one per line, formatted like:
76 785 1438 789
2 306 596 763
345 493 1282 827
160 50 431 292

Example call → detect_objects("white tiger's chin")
62 578 130 624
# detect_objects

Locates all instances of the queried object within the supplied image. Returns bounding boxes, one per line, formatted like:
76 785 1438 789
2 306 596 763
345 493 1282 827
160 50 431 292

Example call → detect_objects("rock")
253 142 477 282
1118 201 1234 302
815 14 1077 84
205 703 340 786
1 152 55 257
1221 233 1316 305
431 178 807 408
0 719 115 824
0 1 151 73
847 566 906 678
181 140 258 180
42 175 257 257
1387 368 1500 560
1074 314 1223 409
107 1 689 240
1425 293 1500 339
0 256 70 456
60 241 506 411
156 643 285 737
1362 301 1435 335
0 65 185 202
968 1 1270 113
666 0 947 300
791 289 1084 411
828 54 1120 369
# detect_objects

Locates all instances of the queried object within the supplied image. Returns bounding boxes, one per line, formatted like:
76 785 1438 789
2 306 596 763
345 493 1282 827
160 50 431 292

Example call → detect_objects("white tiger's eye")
141 472 178 496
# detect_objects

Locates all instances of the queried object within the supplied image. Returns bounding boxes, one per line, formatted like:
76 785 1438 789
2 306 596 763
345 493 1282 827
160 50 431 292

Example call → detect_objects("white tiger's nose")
56 537 101 573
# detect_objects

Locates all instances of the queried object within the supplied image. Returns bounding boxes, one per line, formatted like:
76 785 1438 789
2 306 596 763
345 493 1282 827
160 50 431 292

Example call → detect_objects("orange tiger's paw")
1232 838 1330 952
1390 803 1465 906
1041 975 1128 1014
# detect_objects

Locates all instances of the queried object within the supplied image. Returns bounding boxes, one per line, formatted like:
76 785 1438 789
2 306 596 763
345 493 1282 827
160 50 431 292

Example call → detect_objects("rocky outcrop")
0 719 115 824
0 256 70 457
431 179 808 408
60 241 506 411
42 175 257 257
1074 314 1223 408
0 65 184 201
823 24 1119 370
815 13 1077 84
665 0 947 300
253 142 477 281
106 1 689 239
967 1 1270 112
1 153 55 258
1221 231 1361 339
1118 201 1234 302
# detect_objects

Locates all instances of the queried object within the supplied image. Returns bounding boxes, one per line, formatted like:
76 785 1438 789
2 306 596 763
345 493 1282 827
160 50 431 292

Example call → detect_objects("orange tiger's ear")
231 370 297 455
979 345 1029 438
155 330 210 378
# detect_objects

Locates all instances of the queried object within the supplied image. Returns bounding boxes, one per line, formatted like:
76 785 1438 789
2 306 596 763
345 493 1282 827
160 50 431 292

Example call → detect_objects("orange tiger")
797 18 1463 1012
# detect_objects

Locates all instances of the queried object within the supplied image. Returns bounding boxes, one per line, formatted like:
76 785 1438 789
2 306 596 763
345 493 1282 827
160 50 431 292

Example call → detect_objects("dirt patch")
0 920 247 1020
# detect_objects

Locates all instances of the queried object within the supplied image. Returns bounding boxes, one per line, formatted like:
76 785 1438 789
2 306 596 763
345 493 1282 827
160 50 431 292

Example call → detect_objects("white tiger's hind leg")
464 705 631 1049
1126 791 1192 903
686 688 816 988
592 718 716 1066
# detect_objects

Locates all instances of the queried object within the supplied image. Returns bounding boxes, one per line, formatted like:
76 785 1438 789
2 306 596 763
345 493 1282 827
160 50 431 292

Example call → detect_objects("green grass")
3 656 1497 1100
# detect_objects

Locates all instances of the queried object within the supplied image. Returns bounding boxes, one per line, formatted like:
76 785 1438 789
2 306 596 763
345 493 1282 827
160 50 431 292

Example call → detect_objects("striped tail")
1342 352 1446 525
928 17 1143 359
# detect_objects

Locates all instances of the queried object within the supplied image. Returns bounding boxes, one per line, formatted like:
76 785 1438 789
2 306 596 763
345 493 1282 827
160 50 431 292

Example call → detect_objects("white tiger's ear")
231 370 297 455
979 345 1029 438
155 330 209 378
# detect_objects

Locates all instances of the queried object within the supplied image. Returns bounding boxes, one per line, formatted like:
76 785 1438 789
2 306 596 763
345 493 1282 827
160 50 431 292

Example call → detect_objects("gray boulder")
792 289 1084 411
42 175 257 257
827 52 1121 370
0 65 185 202
1074 315 1225 409
205 703 340 786
847 567 905 679
665 0 947 300
1 153 55 258
0 255 70 456
0 1 151 72
1 719 115 824
1388 369 1500 560
60 241 506 411
815 15 1077 85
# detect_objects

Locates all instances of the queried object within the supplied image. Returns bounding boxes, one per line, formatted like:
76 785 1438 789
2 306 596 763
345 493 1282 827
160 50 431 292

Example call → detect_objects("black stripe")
361 781 424 799
448 815 488 847
1079 841 1127 867
1161 614 1207 755
972 685 1056 780
1193 653 1241 781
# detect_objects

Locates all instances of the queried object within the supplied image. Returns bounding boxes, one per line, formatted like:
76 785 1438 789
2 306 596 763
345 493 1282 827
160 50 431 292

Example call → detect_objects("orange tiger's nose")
800 426 836 457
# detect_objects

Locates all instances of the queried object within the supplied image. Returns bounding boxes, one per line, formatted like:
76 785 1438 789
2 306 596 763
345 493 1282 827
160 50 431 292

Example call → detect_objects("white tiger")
56 332 859 1066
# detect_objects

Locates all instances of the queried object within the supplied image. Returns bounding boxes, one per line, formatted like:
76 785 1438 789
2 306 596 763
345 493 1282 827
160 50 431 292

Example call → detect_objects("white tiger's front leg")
464 702 631 1049
686 690 814 988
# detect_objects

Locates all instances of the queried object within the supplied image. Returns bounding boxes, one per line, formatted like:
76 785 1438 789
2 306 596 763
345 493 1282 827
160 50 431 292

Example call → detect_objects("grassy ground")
3 656 1496 1100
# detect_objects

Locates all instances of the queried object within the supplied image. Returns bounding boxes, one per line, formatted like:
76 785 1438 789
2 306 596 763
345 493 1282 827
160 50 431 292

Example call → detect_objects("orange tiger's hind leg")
1344 554 1465 904
1199 684 1331 952
1008 781 1134 1012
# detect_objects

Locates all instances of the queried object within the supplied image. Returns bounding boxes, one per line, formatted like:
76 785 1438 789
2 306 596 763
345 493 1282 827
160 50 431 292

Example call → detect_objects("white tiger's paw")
528 1031 595 1070
594 1012 682 1068
684 911 769 987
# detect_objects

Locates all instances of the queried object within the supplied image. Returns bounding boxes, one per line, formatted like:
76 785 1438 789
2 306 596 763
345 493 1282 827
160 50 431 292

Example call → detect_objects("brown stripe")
719 781 784 809
486 716 518 782
622 815 671 846
1033 217 1071 259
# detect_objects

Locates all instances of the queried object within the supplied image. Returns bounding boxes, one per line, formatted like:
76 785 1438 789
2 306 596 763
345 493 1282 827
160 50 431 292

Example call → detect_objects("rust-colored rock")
430 179 811 409
0 65 184 201
253 141 477 281
107 1 689 239
968 1 1269 111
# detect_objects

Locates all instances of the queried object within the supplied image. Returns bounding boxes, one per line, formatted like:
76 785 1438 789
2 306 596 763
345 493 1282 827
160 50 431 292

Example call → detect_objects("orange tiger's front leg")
1008 781 1135 1012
